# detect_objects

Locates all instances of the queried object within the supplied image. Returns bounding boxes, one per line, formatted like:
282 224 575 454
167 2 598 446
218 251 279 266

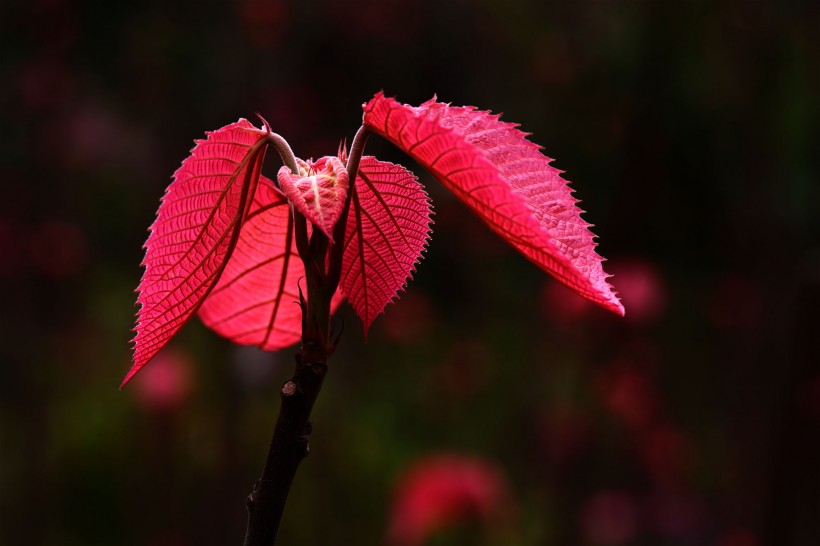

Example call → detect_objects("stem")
243 228 333 545
243 127 368 546
327 126 370 288
243 293 331 546
265 131 299 174
346 125 371 185
242 347 328 546
292 207 311 263
244 159 337 545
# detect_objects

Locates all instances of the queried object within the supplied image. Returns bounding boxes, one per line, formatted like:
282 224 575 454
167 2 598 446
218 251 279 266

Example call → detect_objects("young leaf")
198 177 342 349
362 93 623 316
277 156 349 239
126 120 268 386
341 156 432 332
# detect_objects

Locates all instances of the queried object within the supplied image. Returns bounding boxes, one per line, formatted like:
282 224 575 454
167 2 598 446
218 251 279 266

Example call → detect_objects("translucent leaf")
125 119 267 386
198 177 343 349
341 156 432 332
362 93 623 315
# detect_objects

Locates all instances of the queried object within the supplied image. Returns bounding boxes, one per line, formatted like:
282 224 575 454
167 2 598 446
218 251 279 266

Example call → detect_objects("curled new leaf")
362 93 623 315
340 157 432 333
126 120 268 386
277 156 349 239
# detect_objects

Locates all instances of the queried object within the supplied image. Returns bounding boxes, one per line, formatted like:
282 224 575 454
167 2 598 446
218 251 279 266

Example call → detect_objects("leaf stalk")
327 125 370 289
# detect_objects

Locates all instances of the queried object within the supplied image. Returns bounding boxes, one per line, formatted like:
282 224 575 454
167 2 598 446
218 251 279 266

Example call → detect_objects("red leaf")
362 93 623 315
198 177 343 349
125 119 268 386
341 156 432 333
277 155 349 239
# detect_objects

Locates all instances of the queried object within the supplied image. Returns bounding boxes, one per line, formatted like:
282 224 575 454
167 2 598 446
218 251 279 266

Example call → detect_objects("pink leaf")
341 156 432 333
362 93 623 315
277 155 349 239
198 177 343 349
125 119 268 386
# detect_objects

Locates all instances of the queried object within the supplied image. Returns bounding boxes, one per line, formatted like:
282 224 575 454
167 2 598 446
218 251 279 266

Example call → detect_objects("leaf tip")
255 112 272 134
119 361 142 389
605 292 626 317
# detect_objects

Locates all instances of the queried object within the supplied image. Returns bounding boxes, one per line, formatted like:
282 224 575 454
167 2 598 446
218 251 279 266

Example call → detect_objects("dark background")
1 0 818 545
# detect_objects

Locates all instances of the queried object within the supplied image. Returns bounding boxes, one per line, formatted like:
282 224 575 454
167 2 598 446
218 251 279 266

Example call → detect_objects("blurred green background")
1 0 818 545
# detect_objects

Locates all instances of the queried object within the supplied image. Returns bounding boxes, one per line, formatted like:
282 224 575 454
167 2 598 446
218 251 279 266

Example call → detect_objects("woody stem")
243 126 367 545
242 343 329 546
243 204 334 546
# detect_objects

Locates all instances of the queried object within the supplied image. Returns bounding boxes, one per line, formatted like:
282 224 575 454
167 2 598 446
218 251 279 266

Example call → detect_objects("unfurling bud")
277 156 349 239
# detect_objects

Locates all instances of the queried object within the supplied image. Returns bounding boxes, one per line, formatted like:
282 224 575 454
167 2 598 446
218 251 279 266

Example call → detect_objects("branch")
243 125 356 546
243 195 336 545
242 348 328 546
